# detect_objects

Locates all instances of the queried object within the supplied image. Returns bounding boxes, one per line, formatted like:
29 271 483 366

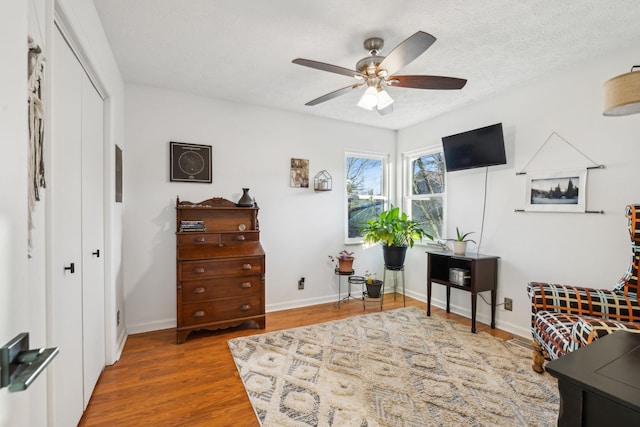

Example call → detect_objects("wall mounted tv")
441 123 506 172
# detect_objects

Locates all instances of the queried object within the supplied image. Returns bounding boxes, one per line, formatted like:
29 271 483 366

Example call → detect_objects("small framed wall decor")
170 141 212 183
290 158 309 188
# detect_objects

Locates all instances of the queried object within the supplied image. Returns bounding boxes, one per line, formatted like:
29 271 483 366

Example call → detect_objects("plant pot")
365 280 383 298
337 257 354 272
382 245 407 268
453 241 467 255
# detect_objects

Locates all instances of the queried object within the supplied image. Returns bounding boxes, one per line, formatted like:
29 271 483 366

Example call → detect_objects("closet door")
81 73 105 407
50 27 105 426
51 27 84 427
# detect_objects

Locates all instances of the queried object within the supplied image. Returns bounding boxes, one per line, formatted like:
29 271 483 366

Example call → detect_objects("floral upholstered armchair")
528 204 640 373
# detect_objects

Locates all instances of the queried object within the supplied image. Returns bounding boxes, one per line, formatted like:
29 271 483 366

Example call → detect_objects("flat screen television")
441 123 506 172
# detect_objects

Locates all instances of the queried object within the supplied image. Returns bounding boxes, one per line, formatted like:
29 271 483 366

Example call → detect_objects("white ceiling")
93 0 640 130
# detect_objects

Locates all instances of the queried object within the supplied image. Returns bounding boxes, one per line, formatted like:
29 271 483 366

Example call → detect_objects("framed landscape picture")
525 170 586 212
170 141 212 183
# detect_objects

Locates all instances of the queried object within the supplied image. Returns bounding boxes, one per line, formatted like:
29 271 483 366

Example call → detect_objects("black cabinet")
426 251 499 333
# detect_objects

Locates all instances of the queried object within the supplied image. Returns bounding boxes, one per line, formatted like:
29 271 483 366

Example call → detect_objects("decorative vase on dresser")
175 196 266 343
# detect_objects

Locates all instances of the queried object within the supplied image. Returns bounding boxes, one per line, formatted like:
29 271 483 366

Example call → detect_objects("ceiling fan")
292 31 467 115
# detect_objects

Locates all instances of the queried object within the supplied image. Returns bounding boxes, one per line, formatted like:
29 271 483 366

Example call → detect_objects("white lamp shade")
376 88 394 110
603 70 640 116
357 86 378 110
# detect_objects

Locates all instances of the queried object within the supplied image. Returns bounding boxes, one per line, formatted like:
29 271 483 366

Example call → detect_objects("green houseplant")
448 227 476 254
360 205 432 268
328 249 355 272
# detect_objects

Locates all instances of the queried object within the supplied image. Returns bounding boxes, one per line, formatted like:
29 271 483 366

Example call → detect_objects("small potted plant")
448 227 476 254
364 271 383 298
328 250 355 273
360 205 433 268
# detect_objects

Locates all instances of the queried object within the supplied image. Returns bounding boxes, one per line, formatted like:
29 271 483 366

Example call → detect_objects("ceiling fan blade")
292 58 365 79
389 75 467 90
305 83 363 106
379 31 436 76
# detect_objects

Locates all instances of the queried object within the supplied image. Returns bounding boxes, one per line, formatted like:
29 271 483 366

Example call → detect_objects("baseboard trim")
113 327 128 363
266 289 400 313
124 290 530 340
127 319 175 335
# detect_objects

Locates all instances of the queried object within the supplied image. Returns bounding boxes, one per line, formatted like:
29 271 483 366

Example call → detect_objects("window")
403 148 446 240
345 152 388 242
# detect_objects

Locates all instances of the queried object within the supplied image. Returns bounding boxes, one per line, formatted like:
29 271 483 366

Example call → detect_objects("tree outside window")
345 153 388 241
404 150 446 240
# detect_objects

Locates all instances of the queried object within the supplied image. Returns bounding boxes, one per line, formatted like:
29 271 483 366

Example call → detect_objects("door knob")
92 249 100 257
63 263 75 274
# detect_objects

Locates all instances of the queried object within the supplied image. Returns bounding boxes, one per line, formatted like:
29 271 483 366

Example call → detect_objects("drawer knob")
241 282 252 288
236 235 246 241
194 237 206 243
193 287 206 294
241 264 252 271
240 304 251 311
193 267 205 274
193 310 206 318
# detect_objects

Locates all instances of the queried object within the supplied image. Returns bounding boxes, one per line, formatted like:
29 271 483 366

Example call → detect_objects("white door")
81 73 105 407
50 27 84 427
50 26 106 426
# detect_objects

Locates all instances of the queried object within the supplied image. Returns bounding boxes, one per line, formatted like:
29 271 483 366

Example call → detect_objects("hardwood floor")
79 296 514 426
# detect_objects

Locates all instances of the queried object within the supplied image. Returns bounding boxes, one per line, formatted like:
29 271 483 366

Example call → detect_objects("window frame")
344 151 390 244
402 146 447 242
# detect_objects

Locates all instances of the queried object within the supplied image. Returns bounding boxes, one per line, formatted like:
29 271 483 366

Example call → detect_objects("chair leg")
532 340 545 373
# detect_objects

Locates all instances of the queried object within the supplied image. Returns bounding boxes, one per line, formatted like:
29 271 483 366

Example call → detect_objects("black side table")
426 250 499 333
546 331 640 426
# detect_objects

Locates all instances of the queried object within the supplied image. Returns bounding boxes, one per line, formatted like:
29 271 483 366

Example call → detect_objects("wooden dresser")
175 197 266 343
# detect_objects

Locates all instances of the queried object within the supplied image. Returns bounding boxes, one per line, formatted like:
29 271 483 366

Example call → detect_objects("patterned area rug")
228 307 559 426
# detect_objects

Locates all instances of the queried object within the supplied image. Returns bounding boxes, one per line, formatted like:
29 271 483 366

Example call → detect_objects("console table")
426 251 499 333
545 331 640 426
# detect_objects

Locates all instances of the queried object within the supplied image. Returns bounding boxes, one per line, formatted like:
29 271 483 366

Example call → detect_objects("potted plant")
364 271 383 298
328 249 355 272
448 227 476 255
360 205 432 268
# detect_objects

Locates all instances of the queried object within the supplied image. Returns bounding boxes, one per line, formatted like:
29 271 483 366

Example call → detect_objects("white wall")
0 2 32 425
123 84 396 333
398 44 640 337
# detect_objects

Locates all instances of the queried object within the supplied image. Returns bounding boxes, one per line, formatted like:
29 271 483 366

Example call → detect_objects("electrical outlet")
504 297 513 311
298 277 305 290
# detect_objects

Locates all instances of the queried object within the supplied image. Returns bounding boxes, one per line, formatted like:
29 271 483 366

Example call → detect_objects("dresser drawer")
181 295 262 326
179 256 263 280
177 232 259 246
181 277 262 302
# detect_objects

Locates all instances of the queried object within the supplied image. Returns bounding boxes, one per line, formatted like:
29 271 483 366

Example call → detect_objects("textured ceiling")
93 0 640 130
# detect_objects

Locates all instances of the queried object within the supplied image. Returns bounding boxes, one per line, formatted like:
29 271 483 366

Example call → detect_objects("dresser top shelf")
176 196 259 210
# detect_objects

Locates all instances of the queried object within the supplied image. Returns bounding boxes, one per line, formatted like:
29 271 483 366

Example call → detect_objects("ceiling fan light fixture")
376 87 394 110
293 31 467 113
357 86 378 110
603 66 640 116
